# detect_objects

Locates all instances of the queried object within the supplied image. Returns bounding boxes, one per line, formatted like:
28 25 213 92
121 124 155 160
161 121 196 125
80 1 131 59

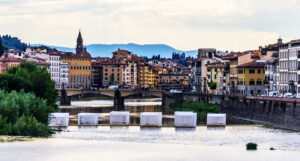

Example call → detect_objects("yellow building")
138 63 159 88
237 61 266 96
206 63 225 95
61 52 92 88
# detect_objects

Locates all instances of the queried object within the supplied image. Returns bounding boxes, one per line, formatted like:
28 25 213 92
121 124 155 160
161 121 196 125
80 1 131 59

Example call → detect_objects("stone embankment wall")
162 93 300 130
221 95 300 130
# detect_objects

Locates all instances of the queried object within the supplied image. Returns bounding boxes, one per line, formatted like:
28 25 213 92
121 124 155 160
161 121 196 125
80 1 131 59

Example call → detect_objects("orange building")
0 58 23 73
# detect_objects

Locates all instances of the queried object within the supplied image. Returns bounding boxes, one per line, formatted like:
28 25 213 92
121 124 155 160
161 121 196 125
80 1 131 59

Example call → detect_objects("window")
215 69 217 72
249 69 255 74
257 69 261 74
238 70 243 74
256 79 262 85
249 78 255 85
207 68 211 72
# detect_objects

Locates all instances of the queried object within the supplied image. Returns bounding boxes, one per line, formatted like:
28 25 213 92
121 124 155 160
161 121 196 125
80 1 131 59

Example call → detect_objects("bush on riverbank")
170 101 220 121
246 142 257 150
0 90 53 137
0 62 58 109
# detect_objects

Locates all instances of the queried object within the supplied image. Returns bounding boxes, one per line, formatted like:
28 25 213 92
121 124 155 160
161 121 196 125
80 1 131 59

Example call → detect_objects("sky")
1 0 300 51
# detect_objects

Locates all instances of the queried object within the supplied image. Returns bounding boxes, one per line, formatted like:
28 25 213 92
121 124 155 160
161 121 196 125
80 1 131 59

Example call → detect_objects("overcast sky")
1 0 300 51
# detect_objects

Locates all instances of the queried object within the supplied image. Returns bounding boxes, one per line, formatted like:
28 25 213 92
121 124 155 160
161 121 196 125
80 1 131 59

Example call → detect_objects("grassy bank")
170 101 220 122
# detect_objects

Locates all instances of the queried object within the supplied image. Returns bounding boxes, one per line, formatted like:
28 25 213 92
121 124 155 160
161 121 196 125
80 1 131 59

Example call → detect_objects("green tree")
0 62 58 109
0 35 4 57
0 90 53 137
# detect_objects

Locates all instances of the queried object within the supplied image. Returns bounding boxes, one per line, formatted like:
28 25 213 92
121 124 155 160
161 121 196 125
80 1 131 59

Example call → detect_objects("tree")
0 62 58 109
0 90 53 137
0 35 4 57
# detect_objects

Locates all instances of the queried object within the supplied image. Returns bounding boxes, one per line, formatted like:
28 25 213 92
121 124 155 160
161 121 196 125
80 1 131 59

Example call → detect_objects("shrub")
270 147 276 150
0 90 53 137
11 116 51 137
170 101 220 120
246 142 257 150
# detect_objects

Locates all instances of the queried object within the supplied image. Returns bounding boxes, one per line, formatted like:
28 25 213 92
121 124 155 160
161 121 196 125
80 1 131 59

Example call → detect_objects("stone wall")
221 95 300 130
162 92 300 130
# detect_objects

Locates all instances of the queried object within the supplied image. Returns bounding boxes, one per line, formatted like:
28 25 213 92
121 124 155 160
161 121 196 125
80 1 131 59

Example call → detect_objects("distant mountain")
32 43 198 58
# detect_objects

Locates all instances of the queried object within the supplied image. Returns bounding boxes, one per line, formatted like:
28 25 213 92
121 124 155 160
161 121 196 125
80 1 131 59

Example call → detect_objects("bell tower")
76 30 84 54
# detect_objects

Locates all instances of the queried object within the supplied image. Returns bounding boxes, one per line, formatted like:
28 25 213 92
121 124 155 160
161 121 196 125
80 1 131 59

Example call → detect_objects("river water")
1 99 300 161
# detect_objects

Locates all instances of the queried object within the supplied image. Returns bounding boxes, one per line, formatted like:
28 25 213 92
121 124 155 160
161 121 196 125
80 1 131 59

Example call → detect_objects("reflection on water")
1 126 300 161
175 127 197 132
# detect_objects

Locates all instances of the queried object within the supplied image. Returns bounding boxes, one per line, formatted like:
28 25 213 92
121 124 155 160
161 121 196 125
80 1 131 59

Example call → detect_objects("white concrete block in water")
110 111 130 125
78 113 98 125
174 111 197 127
140 112 162 127
207 113 226 126
49 113 69 127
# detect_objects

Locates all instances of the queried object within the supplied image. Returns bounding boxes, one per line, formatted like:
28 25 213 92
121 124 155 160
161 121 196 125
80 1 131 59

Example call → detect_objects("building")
206 63 226 95
138 63 159 88
1 49 24 59
237 61 267 96
160 73 189 90
189 48 223 93
221 52 255 94
0 58 23 73
101 60 125 87
61 31 92 89
91 59 102 88
100 49 139 88
265 59 279 92
60 62 69 88
49 51 61 88
61 52 92 88
278 39 300 94
25 47 49 61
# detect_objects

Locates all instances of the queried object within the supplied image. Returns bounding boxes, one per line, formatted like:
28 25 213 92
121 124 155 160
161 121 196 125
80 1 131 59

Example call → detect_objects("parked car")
283 93 295 98
108 85 119 89
169 89 182 93
268 91 281 97
295 94 300 99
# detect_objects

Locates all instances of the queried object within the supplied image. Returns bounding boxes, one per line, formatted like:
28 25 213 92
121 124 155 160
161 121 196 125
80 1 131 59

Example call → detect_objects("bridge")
59 89 163 98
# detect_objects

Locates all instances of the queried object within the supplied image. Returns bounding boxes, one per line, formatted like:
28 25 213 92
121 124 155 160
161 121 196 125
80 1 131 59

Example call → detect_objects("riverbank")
0 136 37 143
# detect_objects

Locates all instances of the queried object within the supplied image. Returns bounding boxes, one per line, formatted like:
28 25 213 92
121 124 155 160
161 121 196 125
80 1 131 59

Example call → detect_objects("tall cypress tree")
0 35 4 57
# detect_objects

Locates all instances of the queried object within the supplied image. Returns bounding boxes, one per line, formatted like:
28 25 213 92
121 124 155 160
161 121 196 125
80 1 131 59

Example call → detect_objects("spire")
76 29 84 54
77 29 83 41
277 36 283 44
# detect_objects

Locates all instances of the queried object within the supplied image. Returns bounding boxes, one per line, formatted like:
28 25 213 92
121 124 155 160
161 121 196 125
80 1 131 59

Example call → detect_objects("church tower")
76 30 84 54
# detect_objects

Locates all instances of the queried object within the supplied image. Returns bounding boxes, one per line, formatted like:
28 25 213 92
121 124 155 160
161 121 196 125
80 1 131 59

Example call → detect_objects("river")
1 99 300 161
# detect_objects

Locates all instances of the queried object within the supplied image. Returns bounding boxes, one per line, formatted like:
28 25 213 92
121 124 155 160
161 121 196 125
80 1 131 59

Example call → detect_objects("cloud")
0 0 299 51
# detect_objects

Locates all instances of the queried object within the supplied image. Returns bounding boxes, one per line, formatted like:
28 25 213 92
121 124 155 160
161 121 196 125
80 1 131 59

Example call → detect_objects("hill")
1 35 28 51
33 43 198 58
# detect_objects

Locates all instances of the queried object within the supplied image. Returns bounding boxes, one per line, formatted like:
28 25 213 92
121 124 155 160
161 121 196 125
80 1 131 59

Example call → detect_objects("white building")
122 62 137 88
278 40 300 94
48 50 69 88
25 47 49 62
49 52 61 88
60 62 69 88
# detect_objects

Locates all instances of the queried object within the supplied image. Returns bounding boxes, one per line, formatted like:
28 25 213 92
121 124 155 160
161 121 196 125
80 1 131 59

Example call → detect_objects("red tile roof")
206 62 225 68
237 61 267 68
